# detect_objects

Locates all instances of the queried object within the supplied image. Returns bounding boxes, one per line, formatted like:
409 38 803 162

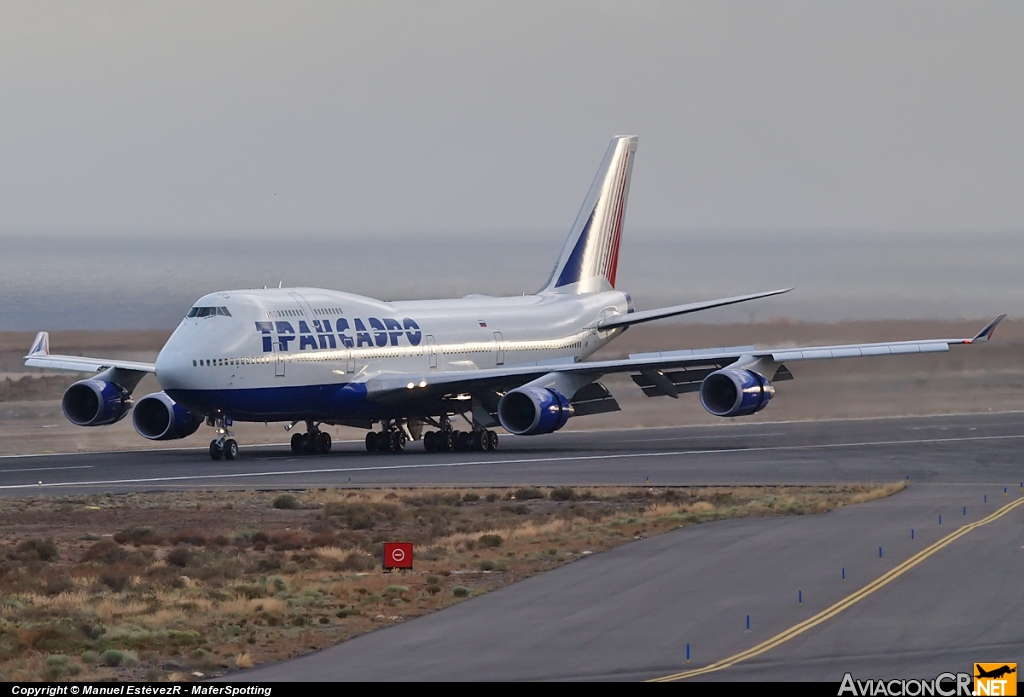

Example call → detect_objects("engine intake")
133 392 203 441
497 387 573 436
699 369 774 417
62 380 133 426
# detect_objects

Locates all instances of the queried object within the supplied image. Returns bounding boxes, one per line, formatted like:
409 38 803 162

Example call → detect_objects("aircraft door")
494 331 504 366
275 342 286 377
426 335 437 369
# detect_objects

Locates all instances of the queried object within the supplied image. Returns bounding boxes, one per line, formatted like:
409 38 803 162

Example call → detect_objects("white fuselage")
155 287 630 421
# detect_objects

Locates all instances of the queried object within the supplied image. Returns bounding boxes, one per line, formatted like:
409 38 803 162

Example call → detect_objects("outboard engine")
62 380 134 426
497 386 573 436
133 392 203 441
699 369 775 417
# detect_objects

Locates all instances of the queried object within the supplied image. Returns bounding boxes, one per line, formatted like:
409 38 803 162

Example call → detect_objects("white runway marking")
0 465 93 474
616 432 787 444
3 432 1023 491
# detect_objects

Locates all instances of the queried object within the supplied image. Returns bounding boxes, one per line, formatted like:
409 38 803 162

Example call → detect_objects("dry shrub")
114 526 163 546
167 529 208 546
80 540 127 564
166 547 192 568
334 551 375 572
850 481 906 504
269 531 306 551
15 538 58 561
306 532 338 548
513 487 545 501
235 653 254 669
42 576 74 596
550 487 577 501
477 534 503 549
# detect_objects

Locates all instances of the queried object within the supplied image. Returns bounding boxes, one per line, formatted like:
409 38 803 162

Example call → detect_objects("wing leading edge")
23 331 156 374
363 315 1007 402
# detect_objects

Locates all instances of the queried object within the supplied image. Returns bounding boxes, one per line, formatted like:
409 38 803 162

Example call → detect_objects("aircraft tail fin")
542 136 638 294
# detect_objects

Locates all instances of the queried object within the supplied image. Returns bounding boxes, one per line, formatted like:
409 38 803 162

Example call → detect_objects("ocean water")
0 229 1020 331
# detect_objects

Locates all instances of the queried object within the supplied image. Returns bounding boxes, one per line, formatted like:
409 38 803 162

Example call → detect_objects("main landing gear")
290 420 332 455
365 424 407 453
363 418 500 454
425 428 499 453
208 415 238 461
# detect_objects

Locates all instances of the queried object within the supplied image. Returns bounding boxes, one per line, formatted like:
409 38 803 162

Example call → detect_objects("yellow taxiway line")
649 494 1024 682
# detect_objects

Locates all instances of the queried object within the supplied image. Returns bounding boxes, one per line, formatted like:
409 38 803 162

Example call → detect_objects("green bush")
272 494 301 510
453 586 470 598
513 487 545 500
426 585 441 595
100 649 124 667
477 534 503 548
478 560 495 571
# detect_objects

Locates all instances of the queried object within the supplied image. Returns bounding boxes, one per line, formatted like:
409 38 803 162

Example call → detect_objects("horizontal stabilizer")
598 288 792 330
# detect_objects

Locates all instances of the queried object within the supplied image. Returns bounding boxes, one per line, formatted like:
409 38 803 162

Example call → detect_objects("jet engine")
132 392 203 441
497 386 573 436
62 379 134 426
699 369 774 417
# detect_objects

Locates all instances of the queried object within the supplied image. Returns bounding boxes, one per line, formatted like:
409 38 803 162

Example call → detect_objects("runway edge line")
648 494 1024 682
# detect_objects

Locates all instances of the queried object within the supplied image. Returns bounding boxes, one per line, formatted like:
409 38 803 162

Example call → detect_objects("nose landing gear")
208 415 238 461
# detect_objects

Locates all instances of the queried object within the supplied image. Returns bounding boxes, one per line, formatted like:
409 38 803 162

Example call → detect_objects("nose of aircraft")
154 333 191 391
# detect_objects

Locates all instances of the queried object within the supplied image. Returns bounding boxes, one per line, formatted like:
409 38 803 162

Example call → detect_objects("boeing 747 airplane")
25 136 1004 460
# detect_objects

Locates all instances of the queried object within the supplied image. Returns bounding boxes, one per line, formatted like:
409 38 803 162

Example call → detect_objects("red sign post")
383 542 414 570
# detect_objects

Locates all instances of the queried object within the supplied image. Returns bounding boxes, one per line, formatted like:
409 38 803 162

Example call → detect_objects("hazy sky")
2 2 1023 231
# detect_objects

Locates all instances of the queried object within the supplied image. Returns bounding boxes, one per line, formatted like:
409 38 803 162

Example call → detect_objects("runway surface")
7 411 1024 681
2 411 1023 495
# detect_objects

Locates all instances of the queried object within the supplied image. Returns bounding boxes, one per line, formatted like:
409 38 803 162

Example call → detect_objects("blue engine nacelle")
497 386 573 436
132 392 203 441
699 368 775 417
62 379 134 426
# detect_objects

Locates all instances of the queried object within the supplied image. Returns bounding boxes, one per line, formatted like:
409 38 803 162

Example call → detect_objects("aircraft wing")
363 315 1006 403
23 332 156 374
597 288 792 330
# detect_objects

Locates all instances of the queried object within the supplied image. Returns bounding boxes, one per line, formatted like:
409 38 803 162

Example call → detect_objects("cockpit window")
187 306 232 318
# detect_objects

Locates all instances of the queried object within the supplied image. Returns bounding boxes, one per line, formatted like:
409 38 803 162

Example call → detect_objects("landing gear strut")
208 415 238 461
289 420 332 455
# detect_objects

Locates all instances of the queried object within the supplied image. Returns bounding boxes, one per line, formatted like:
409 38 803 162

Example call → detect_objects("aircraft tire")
424 431 436 451
224 439 238 460
488 431 498 450
209 440 223 461
365 432 377 452
316 432 331 454
290 433 303 454
439 430 453 452
394 430 406 452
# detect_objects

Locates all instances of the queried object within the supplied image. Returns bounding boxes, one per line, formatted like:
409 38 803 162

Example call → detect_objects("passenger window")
192 360 197 366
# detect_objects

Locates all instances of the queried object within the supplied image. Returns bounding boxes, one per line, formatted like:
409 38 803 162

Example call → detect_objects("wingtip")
27 331 49 357
969 314 1007 343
